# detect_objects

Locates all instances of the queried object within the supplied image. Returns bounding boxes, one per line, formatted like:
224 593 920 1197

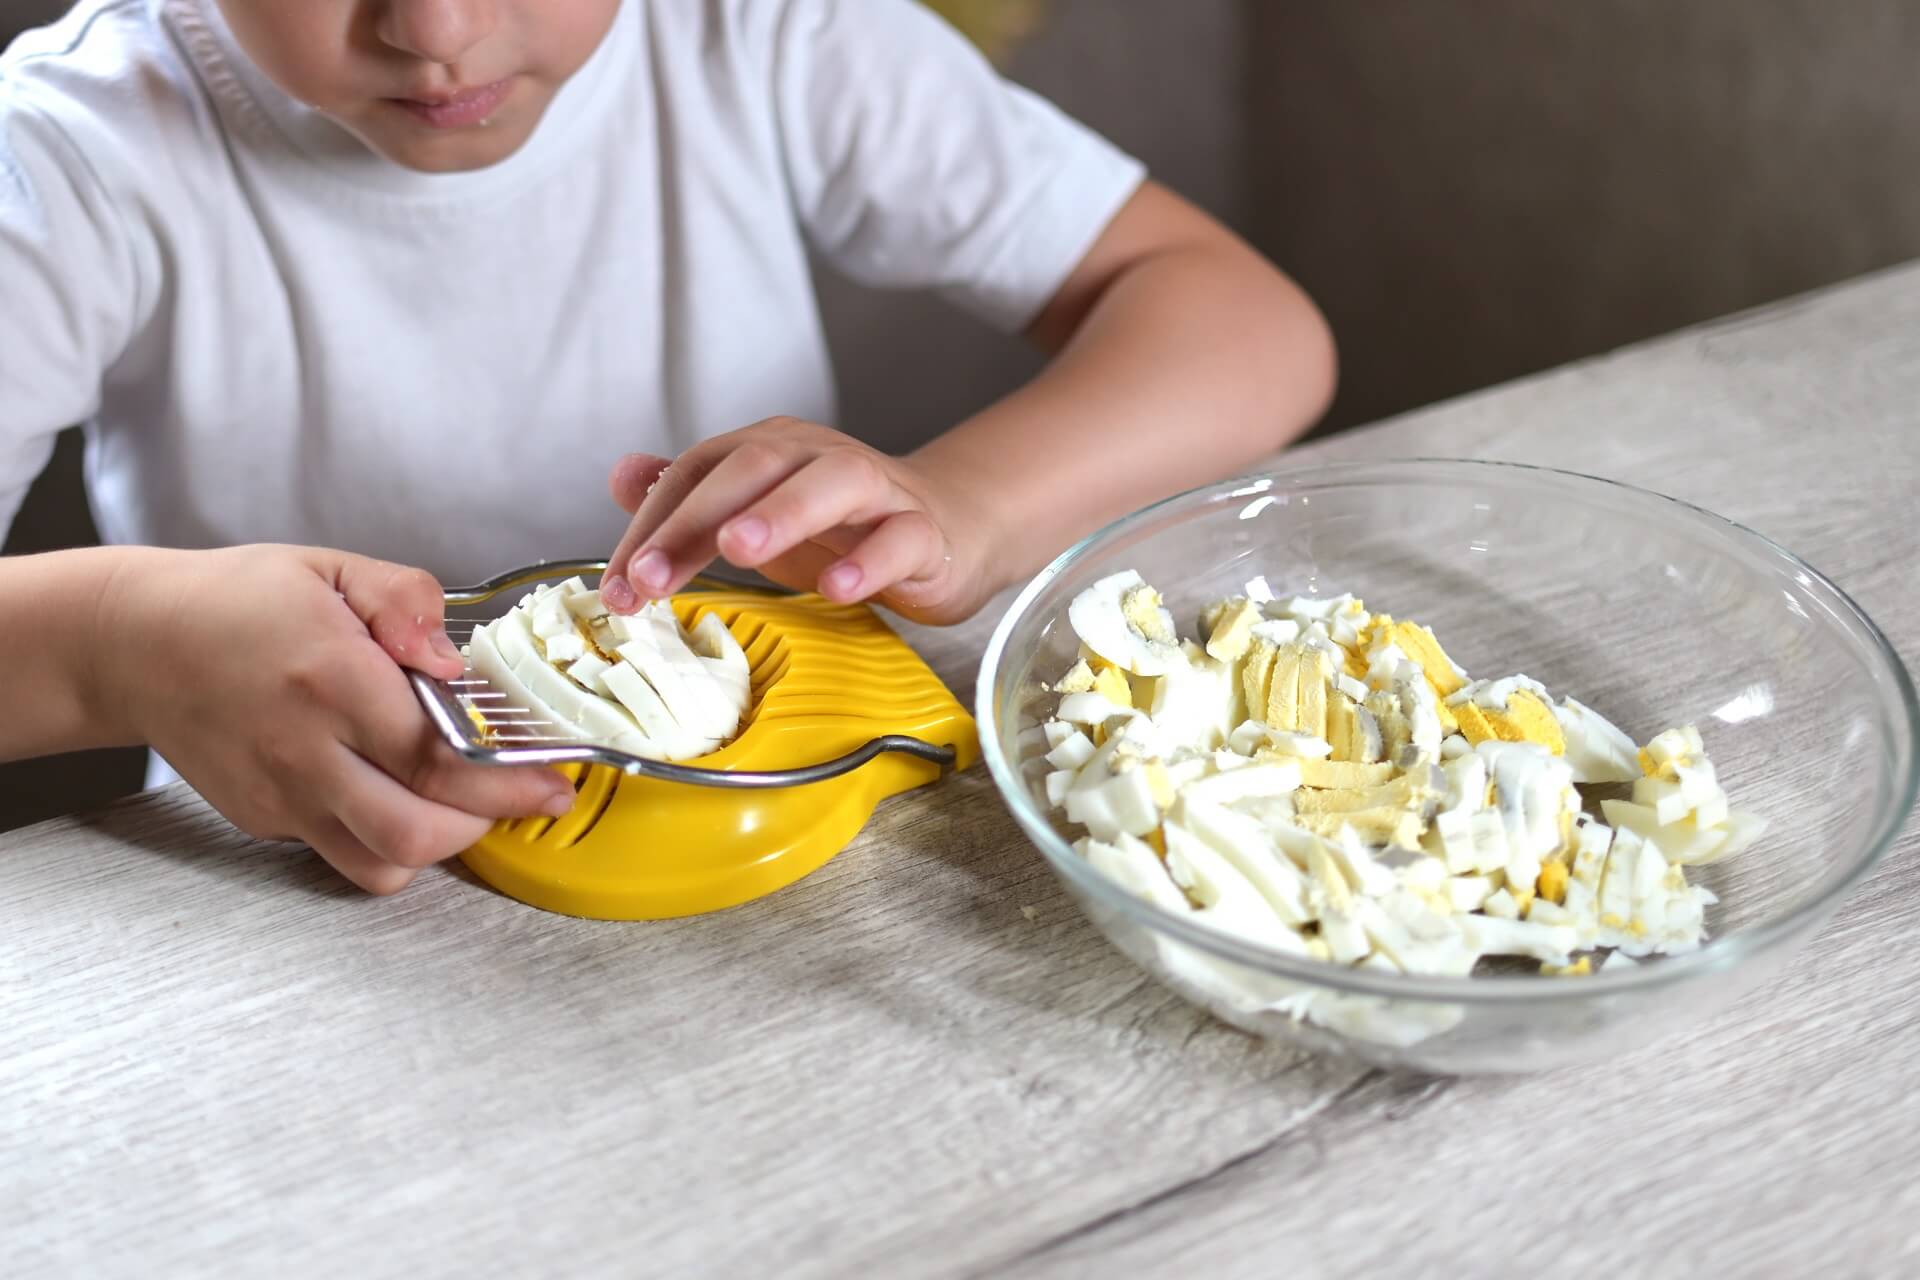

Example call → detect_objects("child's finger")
602 452 726 613
819 510 947 603
620 443 806 599
608 452 671 516
716 450 895 569
405 749 577 822
328 743 497 871
327 552 463 680
335 647 577 819
304 816 421 896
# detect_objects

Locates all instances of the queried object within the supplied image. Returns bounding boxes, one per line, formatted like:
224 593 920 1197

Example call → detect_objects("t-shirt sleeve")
0 96 143 538
765 0 1147 333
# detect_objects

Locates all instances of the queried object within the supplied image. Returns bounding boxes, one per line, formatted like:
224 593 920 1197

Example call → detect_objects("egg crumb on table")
461 576 751 762
1027 571 1768 1036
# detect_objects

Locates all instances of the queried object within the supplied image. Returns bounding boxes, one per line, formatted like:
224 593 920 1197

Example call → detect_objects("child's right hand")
103 545 577 893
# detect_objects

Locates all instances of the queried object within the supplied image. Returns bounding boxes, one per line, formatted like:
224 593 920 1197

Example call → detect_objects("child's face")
216 0 620 172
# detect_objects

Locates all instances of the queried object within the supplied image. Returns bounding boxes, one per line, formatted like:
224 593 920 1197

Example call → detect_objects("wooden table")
5 265 1918 1278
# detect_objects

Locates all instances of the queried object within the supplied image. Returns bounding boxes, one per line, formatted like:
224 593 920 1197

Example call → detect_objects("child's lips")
388 79 515 129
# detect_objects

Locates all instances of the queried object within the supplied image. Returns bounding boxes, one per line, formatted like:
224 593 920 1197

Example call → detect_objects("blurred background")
6 0 1920 828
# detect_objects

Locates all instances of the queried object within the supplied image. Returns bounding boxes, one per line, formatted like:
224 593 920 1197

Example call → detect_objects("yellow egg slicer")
410 560 979 920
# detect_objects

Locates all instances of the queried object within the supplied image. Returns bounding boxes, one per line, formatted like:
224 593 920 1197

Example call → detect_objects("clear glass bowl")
976 459 1918 1074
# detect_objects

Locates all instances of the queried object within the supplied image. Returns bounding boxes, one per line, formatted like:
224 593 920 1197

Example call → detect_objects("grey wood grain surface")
5 264 1919 1278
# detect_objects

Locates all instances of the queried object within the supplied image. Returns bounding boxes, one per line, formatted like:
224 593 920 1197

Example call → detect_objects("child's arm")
0 60 573 889
599 181 1335 623
0 545 576 891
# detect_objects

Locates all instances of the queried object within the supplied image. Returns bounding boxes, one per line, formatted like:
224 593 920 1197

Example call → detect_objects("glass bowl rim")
975 456 1920 1005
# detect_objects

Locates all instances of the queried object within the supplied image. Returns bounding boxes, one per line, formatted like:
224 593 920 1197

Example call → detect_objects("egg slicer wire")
410 559 981 920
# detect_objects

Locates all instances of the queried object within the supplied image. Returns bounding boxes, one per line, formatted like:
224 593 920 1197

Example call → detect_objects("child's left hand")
597 187 1337 626
598 418 989 624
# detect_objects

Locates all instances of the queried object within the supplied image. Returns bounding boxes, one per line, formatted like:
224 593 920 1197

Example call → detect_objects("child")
0 0 1335 893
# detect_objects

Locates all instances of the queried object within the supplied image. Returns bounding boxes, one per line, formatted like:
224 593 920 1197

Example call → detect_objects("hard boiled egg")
462 579 751 763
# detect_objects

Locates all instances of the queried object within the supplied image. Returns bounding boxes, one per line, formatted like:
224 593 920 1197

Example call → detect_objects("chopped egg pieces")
1032 573 1767 1033
464 577 751 762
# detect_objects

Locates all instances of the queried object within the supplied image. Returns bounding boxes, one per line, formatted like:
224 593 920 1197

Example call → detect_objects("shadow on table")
62 785 451 901
746 769 1346 1077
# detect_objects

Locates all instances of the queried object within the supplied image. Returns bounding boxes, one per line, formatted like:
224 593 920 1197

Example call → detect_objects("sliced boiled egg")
1038 573 1769 1039
1553 696 1640 783
462 579 751 763
1068 571 1182 676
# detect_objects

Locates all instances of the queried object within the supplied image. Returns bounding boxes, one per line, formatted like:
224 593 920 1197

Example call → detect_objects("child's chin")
378 128 537 174
345 111 543 175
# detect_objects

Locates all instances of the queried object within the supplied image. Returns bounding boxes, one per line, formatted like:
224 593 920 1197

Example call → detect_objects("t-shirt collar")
165 0 633 202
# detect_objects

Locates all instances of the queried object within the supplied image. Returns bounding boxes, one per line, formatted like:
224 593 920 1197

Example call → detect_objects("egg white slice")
565 652 614 692
544 632 588 665
1396 856 1448 895
1056 691 1133 728
479 609 656 755
1044 730 1097 772
635 607 745 740
1478 740 1573 861
1079 835 1190 914
1553 696 1640 783
1249 618 1302 647
1627 840 1674 951
1149 655 1241 752
1172 798 1312 925
1359 896 1476 975
614 640 735 743
1067 571 1181 676
1318 908 1371 965
1599 799 1731 865
493 609 626 737
1163 823 1310 953
1596 827 1644 948
1064 765 1161 841
1446 874 1495 913
1276 593 1363 626
598 660 696 755
564 584 610 621
689 613 751 694
1427 809 1511 875
1438 753 1489 817
1179 761 1302 808
1328 827 1399 898
1227 721 1333 759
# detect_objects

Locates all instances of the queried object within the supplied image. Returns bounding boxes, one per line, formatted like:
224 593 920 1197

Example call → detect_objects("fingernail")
632 549 671 592
429 631 462 665
601 575 636 611
821 564 862 598
724 516 769 555
542 790 575 818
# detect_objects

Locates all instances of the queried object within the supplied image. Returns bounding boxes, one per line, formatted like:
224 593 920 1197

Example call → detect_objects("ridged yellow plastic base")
460 590 979 920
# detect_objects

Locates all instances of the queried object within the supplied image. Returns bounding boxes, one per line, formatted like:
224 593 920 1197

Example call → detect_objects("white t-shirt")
0 0 1142 789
